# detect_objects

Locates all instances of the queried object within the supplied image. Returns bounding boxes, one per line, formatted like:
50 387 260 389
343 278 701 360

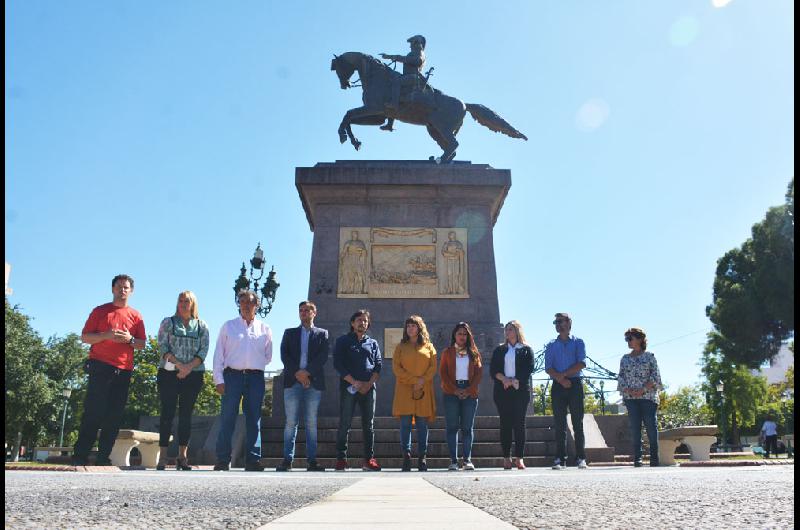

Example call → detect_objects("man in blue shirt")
333 309 382 471
544 312 587 470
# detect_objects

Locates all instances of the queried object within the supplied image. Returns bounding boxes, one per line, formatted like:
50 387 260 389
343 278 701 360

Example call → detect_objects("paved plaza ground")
5 465 794 529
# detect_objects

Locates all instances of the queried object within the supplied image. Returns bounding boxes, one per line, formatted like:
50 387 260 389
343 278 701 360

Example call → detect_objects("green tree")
657 385 713 430
122 337 161 428
705 180 794 367
701 334 769 445
42 334 88 446
5 299 53 460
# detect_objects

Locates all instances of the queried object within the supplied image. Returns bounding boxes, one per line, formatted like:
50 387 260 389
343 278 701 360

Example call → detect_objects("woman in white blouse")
490 321 534 469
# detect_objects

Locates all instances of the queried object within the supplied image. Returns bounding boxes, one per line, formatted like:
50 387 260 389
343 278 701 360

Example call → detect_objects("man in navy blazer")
278 300 329 471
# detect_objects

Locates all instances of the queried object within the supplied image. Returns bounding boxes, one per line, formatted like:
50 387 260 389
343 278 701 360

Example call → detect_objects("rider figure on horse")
380 34 427 131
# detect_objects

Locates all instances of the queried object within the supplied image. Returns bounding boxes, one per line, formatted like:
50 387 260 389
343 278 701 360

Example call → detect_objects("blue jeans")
283 384 322 462
400 415 429 456
216 369 265 465
443 394 478 462
625 399 659 464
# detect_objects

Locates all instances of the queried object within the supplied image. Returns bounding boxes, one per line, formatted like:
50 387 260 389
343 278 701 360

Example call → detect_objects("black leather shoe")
244 461 265 472
94 459 113 466
633 461 643 468
71 457 88 467
306 461 326 472
176 458 192 471
276 459 292 472
401 452 412 472
418 457 428 472
213 462 230 471
156 463 166 471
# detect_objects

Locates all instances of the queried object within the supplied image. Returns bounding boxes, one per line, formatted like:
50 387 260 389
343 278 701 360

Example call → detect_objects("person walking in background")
440 322 483 471
760 415 779 458
392 315 437 471
212 290 273 472
73 274 146 466
616 327 662 467
277 301 329 472
545 312 588 470
333 309 382 471
490 320 534 470
155 291 209 470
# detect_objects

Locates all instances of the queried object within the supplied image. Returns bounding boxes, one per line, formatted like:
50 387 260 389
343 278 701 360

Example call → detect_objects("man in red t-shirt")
72 274 146 466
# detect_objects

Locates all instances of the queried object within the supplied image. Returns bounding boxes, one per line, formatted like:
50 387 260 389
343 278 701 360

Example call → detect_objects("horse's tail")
465 103 528 141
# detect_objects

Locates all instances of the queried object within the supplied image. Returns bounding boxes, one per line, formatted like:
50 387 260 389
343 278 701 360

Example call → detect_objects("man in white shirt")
212 290 273 471
760 415 779 459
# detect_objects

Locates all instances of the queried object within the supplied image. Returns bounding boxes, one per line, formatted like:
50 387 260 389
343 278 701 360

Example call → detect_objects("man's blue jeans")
625 398 659 464
283 384 322 462
216 369 265 465
443 394 478 462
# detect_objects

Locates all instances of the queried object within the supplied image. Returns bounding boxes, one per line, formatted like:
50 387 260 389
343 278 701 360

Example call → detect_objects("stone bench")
658 425 718 465
110 430 170 467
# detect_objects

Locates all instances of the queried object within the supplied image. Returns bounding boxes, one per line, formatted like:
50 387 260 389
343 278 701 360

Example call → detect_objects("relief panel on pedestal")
337 227 468 299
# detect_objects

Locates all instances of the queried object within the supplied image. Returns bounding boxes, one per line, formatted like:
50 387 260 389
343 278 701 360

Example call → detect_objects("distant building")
752 342 794 385
5 262 11 296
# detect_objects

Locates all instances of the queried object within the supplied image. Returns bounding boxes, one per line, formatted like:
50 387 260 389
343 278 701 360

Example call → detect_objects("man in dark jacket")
277 301 329 471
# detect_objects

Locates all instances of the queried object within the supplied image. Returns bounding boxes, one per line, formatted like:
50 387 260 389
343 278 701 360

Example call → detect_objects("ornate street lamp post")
233 243 280 317
58 388 72 448
716 381 726 453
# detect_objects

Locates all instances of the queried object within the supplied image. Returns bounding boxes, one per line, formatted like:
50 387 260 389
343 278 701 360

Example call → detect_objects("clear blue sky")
6 1 794 402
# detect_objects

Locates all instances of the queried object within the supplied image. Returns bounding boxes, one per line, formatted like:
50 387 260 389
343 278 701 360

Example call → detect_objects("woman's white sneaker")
577 458 588 469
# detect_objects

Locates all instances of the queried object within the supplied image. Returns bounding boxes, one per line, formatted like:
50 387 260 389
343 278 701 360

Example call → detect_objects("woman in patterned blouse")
617 327 662 467
156 291 210 470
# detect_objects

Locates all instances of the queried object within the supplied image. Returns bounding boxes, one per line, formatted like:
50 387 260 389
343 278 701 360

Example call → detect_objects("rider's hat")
407 35 426 48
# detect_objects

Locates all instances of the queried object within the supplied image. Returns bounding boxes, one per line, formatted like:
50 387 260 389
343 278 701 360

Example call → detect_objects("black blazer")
280 326 330 391
490 344 534 392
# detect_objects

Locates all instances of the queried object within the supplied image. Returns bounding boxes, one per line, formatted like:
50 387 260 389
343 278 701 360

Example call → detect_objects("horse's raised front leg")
338 106 386 151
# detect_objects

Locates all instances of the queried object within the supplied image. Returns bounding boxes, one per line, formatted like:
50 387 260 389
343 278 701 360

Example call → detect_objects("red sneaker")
334 459 348 471
362 458 381 471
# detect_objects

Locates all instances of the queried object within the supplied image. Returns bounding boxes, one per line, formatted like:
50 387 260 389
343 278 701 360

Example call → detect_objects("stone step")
261 441 555 458
262 427 556 443
261 416 556 430
258 456 555 469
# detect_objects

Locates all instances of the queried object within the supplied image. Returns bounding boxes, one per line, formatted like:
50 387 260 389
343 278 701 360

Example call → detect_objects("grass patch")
5 461 71 468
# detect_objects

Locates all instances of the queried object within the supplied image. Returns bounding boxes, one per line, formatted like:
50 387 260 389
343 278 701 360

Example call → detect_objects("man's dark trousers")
73 359 133 462
336 386 376 460
551 378 586 463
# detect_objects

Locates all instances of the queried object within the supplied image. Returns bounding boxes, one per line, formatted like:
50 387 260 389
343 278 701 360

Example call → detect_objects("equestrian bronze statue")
331 37 527 163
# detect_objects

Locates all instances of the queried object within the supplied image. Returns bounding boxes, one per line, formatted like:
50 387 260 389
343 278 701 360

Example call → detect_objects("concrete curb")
589 459 794 467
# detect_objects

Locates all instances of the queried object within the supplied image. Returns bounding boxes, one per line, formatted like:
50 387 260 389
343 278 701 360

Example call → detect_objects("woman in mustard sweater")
392 315 437 471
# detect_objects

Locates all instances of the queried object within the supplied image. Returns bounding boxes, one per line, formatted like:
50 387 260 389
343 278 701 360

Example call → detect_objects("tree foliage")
705 180 794 367
701 333 769 444
5 299 53 458
657 385 713 430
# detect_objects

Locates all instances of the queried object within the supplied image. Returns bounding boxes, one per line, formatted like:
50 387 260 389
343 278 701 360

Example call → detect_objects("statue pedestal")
275 160 515 417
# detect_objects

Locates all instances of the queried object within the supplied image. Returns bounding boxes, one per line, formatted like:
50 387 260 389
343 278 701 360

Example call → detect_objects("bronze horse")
331 51 527 163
